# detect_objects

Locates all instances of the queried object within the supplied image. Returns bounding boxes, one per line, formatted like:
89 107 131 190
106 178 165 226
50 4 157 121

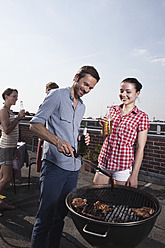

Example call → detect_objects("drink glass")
103 107 113 136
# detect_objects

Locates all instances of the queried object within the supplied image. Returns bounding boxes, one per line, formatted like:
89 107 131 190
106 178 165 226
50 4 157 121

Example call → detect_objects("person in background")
36 82 59 172
93 78 149 188
0 88 25 216
45 82 59 94
30 65 100 248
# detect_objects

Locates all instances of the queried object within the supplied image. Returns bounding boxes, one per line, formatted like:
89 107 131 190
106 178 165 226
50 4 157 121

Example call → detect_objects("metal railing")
82 119 165 136
18 118 165 136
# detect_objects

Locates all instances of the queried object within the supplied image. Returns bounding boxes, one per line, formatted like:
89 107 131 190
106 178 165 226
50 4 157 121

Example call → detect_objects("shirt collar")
131 105 138 114
113 104 139 115
119 104 139 115
67 87 83 104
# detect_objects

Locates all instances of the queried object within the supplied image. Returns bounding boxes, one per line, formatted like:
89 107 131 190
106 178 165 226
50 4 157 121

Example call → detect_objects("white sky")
0 0 165 120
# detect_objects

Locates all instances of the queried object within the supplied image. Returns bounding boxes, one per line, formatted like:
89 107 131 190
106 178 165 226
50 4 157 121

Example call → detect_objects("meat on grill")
71 194 155 221
132 206 155 218
71 198 87 209
94 201 112 214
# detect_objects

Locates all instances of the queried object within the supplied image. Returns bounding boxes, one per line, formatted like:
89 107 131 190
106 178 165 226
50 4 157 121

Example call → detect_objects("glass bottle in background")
20 101 25 118
78 124 87 156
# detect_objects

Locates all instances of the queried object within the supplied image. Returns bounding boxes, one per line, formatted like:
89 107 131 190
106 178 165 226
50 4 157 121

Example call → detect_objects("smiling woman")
119 78 142 113
0 88 25 216
93 78 150 189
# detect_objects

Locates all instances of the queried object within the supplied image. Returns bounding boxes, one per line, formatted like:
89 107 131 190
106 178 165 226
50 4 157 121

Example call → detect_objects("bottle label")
83 127 87 136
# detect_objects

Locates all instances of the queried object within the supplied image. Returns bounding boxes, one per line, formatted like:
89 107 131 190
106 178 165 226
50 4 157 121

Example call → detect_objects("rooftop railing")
81 119 165 136
18 117 165 136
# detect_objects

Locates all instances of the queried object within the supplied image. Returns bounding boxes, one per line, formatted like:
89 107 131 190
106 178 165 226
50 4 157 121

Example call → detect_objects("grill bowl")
66 184 161 248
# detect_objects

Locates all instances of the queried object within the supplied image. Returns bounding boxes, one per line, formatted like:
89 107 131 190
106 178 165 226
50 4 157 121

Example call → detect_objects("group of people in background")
0 65 149 248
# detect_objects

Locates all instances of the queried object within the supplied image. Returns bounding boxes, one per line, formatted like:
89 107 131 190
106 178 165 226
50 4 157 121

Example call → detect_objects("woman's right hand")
99 115 109 127
18 109 25 119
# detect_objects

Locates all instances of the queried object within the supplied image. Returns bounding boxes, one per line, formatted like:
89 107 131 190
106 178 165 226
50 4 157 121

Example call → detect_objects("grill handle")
83 224 109 238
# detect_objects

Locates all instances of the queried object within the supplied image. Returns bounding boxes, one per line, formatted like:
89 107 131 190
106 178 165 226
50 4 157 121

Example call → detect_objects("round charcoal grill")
66 184 161 248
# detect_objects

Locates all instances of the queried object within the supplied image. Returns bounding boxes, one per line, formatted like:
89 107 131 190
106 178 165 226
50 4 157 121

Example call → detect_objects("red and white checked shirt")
98 105 149 171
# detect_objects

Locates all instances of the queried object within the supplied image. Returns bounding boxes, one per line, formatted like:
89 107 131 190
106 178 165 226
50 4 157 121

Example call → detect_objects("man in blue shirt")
30 65 100 248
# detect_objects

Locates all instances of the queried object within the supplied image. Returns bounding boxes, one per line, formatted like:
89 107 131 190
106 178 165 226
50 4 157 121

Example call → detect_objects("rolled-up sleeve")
138 113 150 132
30 89 60 125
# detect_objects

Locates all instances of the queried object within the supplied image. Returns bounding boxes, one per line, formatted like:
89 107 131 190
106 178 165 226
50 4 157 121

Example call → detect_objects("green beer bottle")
78 125 87 156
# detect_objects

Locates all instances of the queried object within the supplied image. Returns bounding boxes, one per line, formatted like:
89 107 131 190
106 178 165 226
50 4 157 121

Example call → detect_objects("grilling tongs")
66 147 114 189
82 157 114 189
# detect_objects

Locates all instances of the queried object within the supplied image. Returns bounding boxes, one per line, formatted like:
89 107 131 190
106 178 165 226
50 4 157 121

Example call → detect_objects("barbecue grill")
66 184 161 248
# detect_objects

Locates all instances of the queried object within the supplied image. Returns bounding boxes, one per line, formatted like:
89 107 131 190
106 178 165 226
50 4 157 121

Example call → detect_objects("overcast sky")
0 0 165 121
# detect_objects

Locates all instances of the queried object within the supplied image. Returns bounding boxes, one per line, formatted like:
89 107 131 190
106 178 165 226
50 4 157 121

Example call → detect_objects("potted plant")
83 144 102 173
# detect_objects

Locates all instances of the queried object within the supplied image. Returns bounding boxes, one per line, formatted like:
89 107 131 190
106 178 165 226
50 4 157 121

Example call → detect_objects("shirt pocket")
118 122 137 145
60 109 72 123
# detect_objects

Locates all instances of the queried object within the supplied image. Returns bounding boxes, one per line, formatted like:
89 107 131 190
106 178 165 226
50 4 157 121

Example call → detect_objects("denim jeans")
31 160 79 248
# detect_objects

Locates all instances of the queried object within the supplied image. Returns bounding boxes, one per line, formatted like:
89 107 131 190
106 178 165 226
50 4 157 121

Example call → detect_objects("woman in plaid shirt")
93 78 149 188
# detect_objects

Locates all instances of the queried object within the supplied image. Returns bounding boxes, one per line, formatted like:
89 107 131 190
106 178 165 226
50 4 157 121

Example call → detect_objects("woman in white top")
0 88 25 216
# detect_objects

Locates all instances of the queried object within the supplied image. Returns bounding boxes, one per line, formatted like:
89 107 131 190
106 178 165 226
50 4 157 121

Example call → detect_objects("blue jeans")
31 160 79 248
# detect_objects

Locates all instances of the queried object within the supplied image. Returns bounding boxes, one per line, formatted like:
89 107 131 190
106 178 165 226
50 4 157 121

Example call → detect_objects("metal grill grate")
70 186 158 223
82 202 141 222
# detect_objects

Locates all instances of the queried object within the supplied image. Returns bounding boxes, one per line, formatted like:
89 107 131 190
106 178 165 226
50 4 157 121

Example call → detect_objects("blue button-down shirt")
30 88 85 171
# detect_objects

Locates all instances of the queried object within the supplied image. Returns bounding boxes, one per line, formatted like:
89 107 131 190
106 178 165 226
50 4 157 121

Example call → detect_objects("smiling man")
29 65 100 248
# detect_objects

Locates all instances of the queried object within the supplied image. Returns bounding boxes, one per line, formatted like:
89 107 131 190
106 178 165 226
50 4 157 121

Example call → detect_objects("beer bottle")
20 101 25 118
20 101 24 110
78 125 87 156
